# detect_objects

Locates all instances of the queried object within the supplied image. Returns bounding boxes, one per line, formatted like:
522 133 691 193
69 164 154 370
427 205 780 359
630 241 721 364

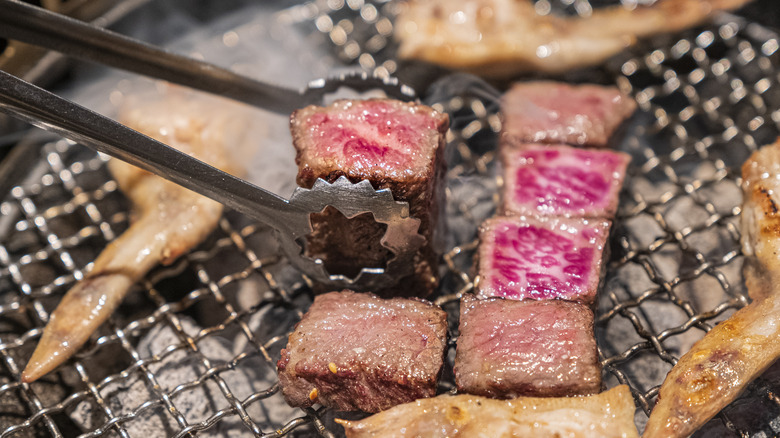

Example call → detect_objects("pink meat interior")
294 99 443 179
503 144 629 217
478 216 610 303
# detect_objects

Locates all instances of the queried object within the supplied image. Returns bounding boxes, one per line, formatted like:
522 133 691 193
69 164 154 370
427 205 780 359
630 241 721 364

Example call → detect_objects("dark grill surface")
1 1 780 436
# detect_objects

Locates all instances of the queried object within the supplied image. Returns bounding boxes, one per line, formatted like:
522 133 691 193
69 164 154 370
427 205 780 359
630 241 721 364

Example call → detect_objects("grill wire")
2 0 780 436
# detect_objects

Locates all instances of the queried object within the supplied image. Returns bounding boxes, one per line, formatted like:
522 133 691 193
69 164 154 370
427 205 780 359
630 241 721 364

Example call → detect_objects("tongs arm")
0 69 307 235
0 70 424 290
0 0 417 113
0 0 307 114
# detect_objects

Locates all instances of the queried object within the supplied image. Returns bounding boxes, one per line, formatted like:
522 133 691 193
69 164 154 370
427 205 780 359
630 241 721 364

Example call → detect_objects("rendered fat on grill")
291 98 449 296
276 290 448 412
336 385 639 438
501 143 630 218
454 295 601 398
476 215 610 304
500 81 636 148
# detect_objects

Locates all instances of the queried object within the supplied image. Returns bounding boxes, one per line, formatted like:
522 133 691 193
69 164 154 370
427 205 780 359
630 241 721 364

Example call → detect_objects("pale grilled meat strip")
644 140 780 437
395 0 753 77
22 93 253 382
336 385 639 438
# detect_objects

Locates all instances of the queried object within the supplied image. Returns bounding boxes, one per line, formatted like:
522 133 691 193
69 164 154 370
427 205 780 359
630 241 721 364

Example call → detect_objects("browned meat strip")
291 99 449 296
455 295 600 398
276 290 448 412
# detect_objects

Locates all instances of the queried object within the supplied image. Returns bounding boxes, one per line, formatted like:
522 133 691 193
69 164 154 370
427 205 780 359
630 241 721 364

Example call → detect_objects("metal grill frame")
1 1 780 436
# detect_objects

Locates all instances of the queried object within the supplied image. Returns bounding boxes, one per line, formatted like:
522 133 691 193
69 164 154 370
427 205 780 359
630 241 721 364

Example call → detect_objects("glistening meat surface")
455 295 601 398
291 99 449 295
277 290 448 412
500 81 636 148
293 99 444 180
476 216 610 304
395 0 753 77
501 143 630 218
644 140 780 437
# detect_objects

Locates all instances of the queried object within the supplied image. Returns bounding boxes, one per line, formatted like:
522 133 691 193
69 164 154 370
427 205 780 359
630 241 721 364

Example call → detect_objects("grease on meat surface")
741 139 780 301
291 99 449 295
454 295 601 398
500 144 630 218
499 82 637 148
395 0 753 77
277 290 448 412
643 139 780 437
336 385 639 438
22 92 254 382
476 215 610 304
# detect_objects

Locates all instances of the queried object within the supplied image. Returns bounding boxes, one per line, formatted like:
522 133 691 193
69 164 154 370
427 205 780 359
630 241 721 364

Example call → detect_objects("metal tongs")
0 0 425 291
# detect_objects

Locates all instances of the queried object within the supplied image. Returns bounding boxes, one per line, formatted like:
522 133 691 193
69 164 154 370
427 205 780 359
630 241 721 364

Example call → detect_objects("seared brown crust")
455 295 601 398
277 290 448 412
291 99 449 296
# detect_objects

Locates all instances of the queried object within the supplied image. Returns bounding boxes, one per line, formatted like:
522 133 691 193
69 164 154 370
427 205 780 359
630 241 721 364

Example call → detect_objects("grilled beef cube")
455 295 601 398
291 99 449 296
501 143 630 218
476 216 610 304
501 81 636 148
277 290 448 412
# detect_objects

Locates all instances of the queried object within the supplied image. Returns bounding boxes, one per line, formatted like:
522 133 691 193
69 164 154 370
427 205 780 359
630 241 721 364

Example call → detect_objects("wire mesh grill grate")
1 0 780 436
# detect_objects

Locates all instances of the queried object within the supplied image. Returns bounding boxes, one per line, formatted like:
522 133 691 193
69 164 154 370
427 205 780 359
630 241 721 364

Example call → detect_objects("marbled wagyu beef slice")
476 215 610 305
501 143 630 218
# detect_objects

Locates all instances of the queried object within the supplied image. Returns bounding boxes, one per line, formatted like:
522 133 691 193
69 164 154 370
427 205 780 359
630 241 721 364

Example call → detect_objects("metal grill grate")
1 1 780 436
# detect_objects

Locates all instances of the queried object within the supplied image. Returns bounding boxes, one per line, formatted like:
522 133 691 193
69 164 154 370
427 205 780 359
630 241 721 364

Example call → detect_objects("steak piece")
277 290 448 412
454 295 601 398
291 99 449 296
501 143 630 218
501 81 636 148
476 215 610 304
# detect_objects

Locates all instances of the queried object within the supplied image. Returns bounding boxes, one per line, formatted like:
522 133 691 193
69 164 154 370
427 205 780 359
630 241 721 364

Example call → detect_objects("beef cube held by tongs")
0 0 440 381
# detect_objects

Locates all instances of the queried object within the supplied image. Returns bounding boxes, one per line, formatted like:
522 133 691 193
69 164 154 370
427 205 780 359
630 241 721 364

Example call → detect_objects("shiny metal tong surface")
0 0 424 291
0 0 416 114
